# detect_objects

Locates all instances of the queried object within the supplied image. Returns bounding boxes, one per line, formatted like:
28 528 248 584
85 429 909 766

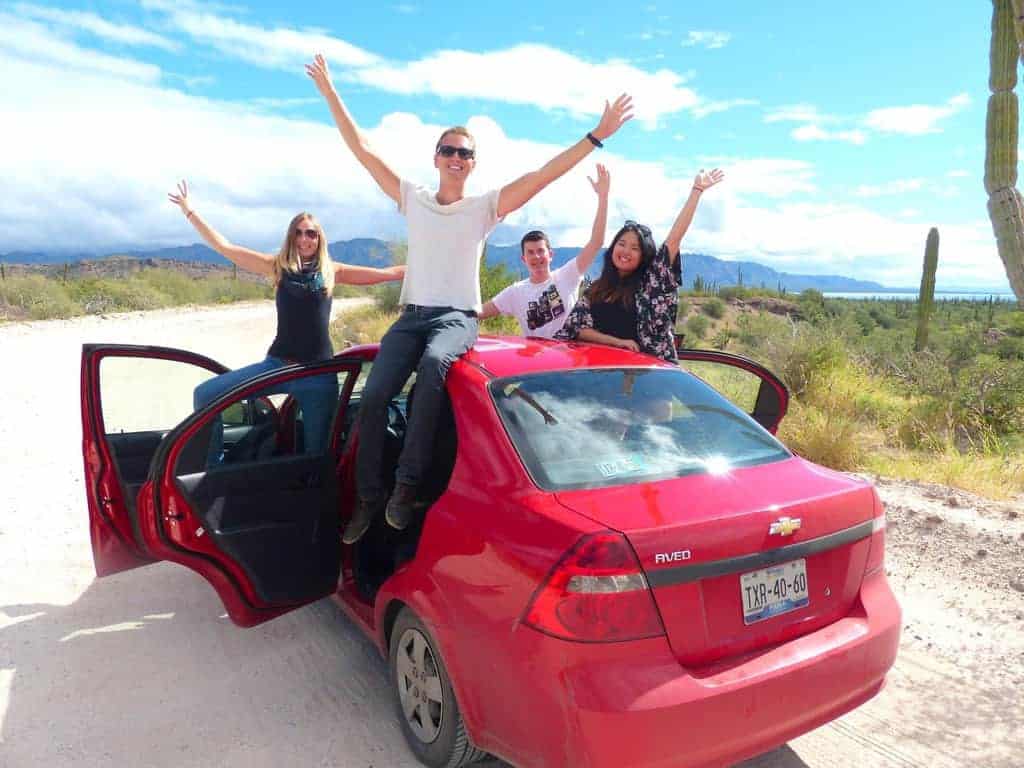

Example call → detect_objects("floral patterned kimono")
557 243 682 362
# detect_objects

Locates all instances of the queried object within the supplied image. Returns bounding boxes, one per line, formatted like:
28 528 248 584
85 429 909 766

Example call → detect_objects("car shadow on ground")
0 562 434 767
0 562 803 768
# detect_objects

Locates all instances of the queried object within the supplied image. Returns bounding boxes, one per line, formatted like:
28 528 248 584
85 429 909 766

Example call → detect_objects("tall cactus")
986 0 1024 308
914 228 939 351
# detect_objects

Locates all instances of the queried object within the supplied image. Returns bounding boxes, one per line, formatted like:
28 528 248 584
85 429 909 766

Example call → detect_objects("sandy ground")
0 301 1021 768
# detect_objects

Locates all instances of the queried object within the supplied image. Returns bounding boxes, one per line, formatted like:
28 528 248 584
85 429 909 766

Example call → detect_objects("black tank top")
591 299 638 342
267 266 333 363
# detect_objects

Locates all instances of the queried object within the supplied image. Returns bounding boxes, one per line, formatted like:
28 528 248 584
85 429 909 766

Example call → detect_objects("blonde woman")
168 180 404 461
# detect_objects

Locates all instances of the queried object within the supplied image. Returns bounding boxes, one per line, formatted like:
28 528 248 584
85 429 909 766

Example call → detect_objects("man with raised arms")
306 54 633 543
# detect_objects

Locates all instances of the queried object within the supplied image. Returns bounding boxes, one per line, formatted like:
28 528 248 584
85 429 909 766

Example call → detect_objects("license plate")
740 559 810 625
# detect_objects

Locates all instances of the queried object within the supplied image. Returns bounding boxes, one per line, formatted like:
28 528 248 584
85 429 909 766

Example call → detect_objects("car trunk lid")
554 457 876 666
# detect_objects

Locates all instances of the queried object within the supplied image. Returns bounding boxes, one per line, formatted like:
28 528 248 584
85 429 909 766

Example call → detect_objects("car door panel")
174 455 339 604
141 361 360 626
675 348 789 433
81 344 228 577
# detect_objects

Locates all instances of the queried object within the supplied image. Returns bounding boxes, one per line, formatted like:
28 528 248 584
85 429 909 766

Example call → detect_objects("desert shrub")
955 356 1024 436
1004 311 1024 337
777 400 866 471
0 275 80 319
702 298 725 319
331 306 399 348
996 335 1024 360
685 314 709 340
68 277 168 313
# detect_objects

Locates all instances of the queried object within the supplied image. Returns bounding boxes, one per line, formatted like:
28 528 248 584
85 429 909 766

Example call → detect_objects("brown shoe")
385 482 418 531
343 497 383 544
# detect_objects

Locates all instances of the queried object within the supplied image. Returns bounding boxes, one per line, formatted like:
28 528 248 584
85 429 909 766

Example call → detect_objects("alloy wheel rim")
396 627 445 743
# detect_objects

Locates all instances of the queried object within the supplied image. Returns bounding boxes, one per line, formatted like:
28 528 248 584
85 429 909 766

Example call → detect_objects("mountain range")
1 238 887 292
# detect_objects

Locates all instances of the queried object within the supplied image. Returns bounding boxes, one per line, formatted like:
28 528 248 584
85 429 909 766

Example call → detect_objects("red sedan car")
81 337 900 768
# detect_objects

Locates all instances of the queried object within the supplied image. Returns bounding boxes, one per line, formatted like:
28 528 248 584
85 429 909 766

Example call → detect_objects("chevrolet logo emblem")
769 517 802 536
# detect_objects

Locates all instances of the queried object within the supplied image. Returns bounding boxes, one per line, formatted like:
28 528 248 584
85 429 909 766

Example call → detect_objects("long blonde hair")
272 212 334 288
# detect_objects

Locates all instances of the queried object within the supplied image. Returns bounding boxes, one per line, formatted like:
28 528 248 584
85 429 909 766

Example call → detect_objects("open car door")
675 348 789 433
140 358 360 627
81 344 229 577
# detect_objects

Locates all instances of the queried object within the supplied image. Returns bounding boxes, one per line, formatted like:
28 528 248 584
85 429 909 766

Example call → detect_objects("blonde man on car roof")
306 54 633 543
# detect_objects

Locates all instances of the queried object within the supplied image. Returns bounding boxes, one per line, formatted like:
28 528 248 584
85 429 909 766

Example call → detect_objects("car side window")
175 370 348 474
100 356 216 435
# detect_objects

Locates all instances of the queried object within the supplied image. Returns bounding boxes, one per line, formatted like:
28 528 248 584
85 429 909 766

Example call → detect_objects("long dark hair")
588 222 658 307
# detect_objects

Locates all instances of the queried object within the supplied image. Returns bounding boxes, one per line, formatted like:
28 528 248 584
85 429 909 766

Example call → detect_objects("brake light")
865 494 887 576
523 532 666 642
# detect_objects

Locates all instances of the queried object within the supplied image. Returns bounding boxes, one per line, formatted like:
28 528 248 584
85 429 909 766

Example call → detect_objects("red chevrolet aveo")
81 337 900 768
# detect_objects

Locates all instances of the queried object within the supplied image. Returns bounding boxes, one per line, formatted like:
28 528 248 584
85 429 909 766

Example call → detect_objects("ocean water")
823 291 1017 302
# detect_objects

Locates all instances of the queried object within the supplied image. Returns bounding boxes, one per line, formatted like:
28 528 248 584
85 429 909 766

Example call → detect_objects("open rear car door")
81 344 361 627
675 347 789 433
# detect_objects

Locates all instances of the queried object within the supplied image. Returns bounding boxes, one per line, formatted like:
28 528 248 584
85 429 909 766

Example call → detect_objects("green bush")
0 275 81 319
685 314 709 340
702 298 725 319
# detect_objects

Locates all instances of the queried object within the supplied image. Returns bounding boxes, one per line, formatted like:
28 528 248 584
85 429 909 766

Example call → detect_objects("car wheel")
389 608 488 768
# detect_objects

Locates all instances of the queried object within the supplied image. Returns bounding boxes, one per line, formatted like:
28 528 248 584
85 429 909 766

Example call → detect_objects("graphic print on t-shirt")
526 284 566 330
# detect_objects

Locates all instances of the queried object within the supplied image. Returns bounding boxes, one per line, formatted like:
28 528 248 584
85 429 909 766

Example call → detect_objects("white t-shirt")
398 179 501 313
491 259 584 338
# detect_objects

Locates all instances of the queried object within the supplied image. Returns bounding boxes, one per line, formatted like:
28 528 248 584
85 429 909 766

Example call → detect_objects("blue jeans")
356 306 478 500
193 356 339 465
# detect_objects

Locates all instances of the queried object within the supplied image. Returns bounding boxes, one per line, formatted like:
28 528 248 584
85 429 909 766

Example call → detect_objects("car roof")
462 335 674 379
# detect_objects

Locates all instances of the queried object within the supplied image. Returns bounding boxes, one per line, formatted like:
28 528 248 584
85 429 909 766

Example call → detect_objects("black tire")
389 607 489 768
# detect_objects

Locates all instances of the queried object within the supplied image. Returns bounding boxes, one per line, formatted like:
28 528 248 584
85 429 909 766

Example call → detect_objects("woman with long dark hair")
168 180 404 461
557 169 723 361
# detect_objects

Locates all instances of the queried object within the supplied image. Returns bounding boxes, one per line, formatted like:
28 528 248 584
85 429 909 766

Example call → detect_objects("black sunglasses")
624 220 652 237
294 228 319 240
437 145 476 160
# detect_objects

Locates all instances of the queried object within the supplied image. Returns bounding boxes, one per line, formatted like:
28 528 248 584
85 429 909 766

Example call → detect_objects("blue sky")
0 0 1012 289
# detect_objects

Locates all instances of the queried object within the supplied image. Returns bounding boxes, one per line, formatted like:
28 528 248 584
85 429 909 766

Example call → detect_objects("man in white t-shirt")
307 55 634 542
480 164 610 338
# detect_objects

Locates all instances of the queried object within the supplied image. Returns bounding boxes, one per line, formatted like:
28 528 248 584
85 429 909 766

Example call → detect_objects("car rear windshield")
489 367 791 491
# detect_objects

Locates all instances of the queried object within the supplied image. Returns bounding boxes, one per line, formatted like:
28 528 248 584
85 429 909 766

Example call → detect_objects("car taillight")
865 495 887 575
523 532 666 643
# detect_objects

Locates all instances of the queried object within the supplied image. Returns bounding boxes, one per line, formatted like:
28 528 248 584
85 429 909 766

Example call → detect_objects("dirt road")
1 302 1021 768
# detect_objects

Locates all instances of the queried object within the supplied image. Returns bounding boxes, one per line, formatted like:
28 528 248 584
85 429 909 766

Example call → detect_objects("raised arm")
306 54 401 205
167 181 274 276
574 164 611 275
497 95 633 218
663 168 724 265
333 263 406 286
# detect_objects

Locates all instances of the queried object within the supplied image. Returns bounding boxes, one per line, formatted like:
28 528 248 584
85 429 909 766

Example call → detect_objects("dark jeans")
356 305 478 500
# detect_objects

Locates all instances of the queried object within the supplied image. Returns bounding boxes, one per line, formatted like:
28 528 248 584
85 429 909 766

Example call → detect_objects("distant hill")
2 238 885 292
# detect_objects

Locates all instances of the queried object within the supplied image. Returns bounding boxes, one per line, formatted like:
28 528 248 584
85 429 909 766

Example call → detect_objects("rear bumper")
521 571 901 768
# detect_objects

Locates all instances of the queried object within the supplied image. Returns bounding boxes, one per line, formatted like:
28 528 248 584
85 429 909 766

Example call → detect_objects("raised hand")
591 94 634 141
305 53 335 97
588 163 610 197
167 180 192 216
693 168 725 192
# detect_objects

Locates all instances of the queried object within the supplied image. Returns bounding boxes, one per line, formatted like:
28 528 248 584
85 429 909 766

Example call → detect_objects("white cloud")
863 93 971 135
681 30 731 49
947 169 970 178
140 3 699 126
355 44 698 126
692 98 759 119
0 14 161 82
0 34 1007 291
140 0 380 69
764 104 839 124
791 124 867 145
13 3 180 51
855 179 925 197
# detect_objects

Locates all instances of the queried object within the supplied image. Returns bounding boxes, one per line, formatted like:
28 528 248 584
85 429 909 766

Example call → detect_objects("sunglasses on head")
437 144 476 160
624 220 652 237
295 228 319 240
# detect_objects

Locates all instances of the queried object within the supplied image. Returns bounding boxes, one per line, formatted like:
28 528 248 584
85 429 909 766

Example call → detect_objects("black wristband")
586 132 603 148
